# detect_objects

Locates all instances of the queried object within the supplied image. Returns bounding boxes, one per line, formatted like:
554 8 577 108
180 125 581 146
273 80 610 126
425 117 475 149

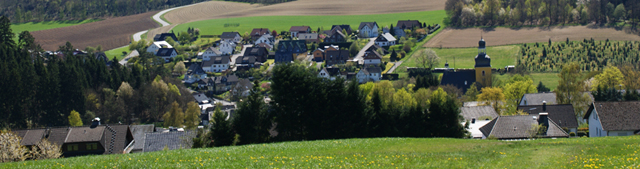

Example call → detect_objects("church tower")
475 37 492 87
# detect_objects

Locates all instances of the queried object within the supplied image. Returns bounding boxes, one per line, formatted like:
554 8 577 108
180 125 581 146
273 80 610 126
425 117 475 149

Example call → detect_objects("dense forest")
0 16 193 129
445 0 640 26
517 39 640 72
0 0 209 23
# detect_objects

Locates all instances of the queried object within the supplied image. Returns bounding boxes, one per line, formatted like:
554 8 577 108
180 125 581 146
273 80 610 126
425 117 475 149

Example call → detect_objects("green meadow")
104 46 130 60
401 45 520 70
10 19 100 40
495 73 561 91
3 136 639 168
172 10 446 36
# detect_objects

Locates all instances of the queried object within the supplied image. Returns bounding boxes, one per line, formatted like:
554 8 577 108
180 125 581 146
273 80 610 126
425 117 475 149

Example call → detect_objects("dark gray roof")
365 67 382 74
518 104 578 128
460 106 498 121
396 20 421 29
440 70 475 93
359 22 378 30
47 128 70 146
143 131 195 152
236 56 257 64
65 126 105 143
585 101 640 131
130 124 155 151
109 125 133 154
153 33 178 42
192 93 210 104
479 115 569 139
214 74 239 84
521 93 557 105
363 51 381 60
13 129 46 146
474 53 491 67
289 26 310 32
322 67 342 76
156 48 177 57
202 56 230 67
187 63 206 75
243 47 269 57
220 32 240 39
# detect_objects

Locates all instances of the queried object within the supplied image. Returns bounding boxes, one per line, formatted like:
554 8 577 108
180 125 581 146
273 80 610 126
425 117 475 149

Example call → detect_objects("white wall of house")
220 42 235 55
356 71 368 83
146 41 172 54
588 109 606 137
211 64 228 72
360 25 379 38
185 73 207 84
369 73 380 82
161 51 178 62
254 36 273 46
375 41 395 47
202 49 220 60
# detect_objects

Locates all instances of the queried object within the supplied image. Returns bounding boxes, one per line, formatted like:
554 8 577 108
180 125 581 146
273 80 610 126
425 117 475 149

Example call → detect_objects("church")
440 38 492 93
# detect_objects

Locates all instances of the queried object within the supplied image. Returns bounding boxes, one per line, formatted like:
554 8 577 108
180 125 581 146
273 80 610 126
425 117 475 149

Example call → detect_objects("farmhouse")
479 114 570 140
584 101 640 137
440 38 492 93
375 33 397 47
220 32 242 44
146 41 173 54
275 40 307 63
289 26 311 37
359 22 379 38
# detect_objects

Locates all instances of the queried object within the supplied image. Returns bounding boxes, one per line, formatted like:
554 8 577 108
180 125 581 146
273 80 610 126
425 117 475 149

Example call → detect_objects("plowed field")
32 11 158 51
424 26 640 48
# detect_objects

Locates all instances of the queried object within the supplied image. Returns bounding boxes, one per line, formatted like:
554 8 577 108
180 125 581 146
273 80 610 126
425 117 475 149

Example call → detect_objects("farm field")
30 11 158 51
3 136 640 168
172 10 446 37
10 19 100 41
400 45 519 70
425 26 640 48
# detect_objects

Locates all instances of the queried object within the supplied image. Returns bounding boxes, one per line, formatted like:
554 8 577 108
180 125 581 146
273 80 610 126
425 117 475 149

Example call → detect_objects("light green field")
10 19 100 40
3 136 640 168
172 10 446 36
401 45 520 70
104 46 131 60
495 73 560 91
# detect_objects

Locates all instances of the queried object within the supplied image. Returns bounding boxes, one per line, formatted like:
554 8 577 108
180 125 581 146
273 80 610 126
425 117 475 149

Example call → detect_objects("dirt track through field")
424 26 640 48
32 12 158 51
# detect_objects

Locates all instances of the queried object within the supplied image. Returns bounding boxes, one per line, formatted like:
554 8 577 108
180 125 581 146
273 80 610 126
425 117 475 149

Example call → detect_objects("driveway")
119 50 139 66
387 61 403 73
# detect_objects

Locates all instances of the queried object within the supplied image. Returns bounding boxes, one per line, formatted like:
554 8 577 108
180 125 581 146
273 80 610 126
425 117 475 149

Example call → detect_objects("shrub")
29 139 62 160
0 132 29 162
569 132 576 137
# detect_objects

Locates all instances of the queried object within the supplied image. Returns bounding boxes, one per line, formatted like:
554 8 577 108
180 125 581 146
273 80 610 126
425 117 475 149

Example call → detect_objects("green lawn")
401 45 520 70
172 10 446 36
10 19 100 41
4 136 640 168
495 73 560 91
104 46 131 60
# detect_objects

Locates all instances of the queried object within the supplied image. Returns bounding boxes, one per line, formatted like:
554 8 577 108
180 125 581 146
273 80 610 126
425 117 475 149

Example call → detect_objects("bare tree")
417 49 440 69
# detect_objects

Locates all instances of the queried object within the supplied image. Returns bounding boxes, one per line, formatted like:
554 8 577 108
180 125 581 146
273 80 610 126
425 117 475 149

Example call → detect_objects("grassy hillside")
10 19 100 41
4 136 640 168
172 10 446 36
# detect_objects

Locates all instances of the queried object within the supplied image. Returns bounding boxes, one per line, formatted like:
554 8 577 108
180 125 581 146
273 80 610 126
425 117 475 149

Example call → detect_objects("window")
482 71 485 76
86 143 98 150
67 144 78 151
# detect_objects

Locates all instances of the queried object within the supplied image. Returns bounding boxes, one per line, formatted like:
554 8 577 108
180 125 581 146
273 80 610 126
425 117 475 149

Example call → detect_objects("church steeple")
478 37 486 55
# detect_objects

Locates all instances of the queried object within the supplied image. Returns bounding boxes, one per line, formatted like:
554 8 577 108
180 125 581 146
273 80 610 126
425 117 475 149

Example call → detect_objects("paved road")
353 38 377 64
132 2 204 41
387 61 403 73
119 50 139 65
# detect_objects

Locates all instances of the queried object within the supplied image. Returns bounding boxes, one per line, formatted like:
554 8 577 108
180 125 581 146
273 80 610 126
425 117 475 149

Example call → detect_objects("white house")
363 51 382 66
201 47 222 60
359 22 379 38
201 56 230 73
146 41 173 54
254 34 274 47
156 48 178 62
318 67 342 80
356 67 381 83
184 64 207 84
219 41 235 55
375 33 397 47
220 32 242 44
584 101 640 137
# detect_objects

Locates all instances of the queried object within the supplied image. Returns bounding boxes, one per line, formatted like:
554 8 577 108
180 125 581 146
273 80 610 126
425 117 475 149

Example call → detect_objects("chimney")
538 113 549 135
90 117 101 128
542 101 547 112
471 118 476 124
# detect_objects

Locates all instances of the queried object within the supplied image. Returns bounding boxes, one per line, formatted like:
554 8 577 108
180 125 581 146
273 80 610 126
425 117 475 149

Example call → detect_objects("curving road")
132 2 204 42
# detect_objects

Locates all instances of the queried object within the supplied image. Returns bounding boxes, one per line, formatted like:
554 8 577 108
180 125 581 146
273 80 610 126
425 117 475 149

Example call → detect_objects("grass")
104 46 131 60
10 19 101 41
401 45 520 70
495 73 561 91
172 10 446 36
4 136 640 168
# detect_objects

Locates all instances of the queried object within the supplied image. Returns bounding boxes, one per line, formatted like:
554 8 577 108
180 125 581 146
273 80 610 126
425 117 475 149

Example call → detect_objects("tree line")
194 63 466 147
445 0 640 26
1 0 209 23
0 16 194 129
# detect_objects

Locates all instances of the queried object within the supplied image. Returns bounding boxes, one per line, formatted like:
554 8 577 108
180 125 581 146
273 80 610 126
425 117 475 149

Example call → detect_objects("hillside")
3 136 639 168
